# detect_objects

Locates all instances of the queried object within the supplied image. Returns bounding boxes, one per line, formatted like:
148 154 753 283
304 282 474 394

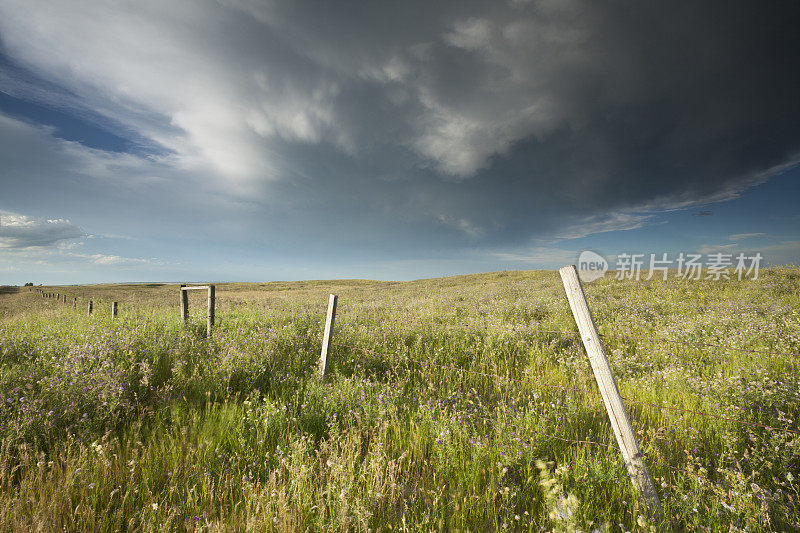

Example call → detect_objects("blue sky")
1 1 799 285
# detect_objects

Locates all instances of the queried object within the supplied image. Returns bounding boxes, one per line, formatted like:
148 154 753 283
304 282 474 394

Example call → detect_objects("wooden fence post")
73 298 77 309
318 294 338 378
207 285 215 338
112 301 118 318
180 285 188 323
559 265 661 518
87 300 93 316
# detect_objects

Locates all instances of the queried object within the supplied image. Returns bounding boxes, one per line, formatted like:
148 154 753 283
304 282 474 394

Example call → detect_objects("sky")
1 0 799 285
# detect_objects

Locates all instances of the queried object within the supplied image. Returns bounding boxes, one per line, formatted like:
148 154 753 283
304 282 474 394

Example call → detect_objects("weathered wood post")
206 285 215 338
87 300 93 316
318 294 338 378
73 298 77 309
180 284 189 323
112 301 118 318
559 265 661 519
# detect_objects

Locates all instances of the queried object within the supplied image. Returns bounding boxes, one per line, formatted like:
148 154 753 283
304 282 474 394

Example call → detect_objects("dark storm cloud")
264 0 800 247
0 0 798 254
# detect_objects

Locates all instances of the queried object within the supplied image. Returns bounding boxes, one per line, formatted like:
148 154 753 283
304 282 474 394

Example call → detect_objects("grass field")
1 269 799 531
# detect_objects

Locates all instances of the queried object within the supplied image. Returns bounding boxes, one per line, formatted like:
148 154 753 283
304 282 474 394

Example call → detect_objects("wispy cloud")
694 240 800 266
728 233 765 241
553 213 653 240
697 243 739 254
491 246 578 267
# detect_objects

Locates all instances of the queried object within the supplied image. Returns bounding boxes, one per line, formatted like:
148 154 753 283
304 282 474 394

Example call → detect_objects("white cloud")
553 212 653 240
86 254 153 266
0 208 164 272
0 211 84 248
694 241 800 266
697 243 739 254
729 233 765 241
436 213 484 238
0 1 344 188
0 242 165 270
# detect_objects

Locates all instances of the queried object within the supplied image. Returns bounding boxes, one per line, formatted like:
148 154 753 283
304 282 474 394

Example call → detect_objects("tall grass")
1 269 799 531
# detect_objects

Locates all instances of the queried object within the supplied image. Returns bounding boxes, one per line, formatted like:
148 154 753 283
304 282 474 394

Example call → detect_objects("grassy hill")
1 269 798 531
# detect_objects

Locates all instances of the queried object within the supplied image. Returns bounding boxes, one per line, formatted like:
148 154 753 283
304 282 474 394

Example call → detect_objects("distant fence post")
207 285 215 338
318 294 338 378
180 285 188 323
112 301 118 318
559 265 661 519
87 300 93 316
73 298 77 309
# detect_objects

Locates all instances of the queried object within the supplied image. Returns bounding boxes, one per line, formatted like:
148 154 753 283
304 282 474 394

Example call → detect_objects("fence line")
30 288 799 359
27 286 800 437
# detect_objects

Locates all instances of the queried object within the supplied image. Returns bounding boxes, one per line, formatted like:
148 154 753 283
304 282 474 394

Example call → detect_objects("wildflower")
720 501 735 512
152 503 158 511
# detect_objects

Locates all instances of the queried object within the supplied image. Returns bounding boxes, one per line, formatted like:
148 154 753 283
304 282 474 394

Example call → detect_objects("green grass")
1 269 799 531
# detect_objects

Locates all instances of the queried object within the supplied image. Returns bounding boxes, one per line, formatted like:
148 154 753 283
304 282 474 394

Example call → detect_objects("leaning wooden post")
112 301 118 318
318 294 338 378
559 265 661 518
206 285 215 338
87 300 93 316
180 285 189 323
